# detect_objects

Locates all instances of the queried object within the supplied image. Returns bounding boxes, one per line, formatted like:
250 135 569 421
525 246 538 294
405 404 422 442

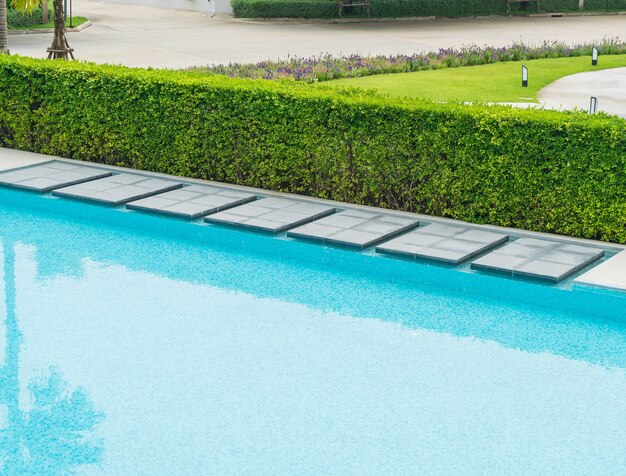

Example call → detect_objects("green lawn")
10 17 88 30
328 55 626 103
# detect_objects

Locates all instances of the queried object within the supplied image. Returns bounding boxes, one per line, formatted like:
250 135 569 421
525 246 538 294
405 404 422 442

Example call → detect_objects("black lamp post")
589 96 598 114
521 65 528 87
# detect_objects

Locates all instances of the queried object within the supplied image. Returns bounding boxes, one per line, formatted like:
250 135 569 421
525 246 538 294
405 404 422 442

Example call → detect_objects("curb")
8 20 92 36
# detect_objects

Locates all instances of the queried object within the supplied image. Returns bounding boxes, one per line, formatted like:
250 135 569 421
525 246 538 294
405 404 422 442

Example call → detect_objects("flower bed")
191 39 626 82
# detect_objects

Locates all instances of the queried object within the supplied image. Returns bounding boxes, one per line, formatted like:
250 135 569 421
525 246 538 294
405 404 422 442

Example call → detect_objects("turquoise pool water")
0 188 625 475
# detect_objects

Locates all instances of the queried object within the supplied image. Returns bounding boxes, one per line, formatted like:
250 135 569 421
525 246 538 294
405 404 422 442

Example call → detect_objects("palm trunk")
42 0 49 24
0 0 9 55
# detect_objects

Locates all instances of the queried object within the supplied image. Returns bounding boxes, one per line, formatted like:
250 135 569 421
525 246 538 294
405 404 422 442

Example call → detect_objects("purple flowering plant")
190 38 625 83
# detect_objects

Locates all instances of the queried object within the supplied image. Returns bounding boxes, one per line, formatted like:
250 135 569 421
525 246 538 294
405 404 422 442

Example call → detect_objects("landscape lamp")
592 46 598 66
589 96 598 114
521 65 528 87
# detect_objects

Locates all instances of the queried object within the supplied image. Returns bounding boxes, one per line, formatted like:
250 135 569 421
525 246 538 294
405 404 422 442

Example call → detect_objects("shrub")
232 0 625 18
1 56 625 243
231 0 336 18
7 6 52 28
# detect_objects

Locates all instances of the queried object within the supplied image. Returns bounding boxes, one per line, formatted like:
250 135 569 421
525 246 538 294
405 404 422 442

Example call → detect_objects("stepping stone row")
0 161 606 283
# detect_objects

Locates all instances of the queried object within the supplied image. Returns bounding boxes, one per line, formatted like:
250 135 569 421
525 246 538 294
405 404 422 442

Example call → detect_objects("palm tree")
1 0 39 55
0 0 9 54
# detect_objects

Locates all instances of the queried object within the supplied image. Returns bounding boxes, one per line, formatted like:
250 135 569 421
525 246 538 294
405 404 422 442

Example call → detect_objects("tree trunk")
42 0 49 24
0 0 9 55
47 0 73 59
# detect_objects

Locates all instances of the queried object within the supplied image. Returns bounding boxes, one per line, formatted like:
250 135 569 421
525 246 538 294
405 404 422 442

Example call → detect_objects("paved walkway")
6 0 626 67
538 67 626 116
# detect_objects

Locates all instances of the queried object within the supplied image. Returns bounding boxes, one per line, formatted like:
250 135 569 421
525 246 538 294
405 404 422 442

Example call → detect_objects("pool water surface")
0 188 625 475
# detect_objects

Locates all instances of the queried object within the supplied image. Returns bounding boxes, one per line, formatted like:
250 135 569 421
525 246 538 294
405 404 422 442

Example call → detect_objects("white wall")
103 0 232 14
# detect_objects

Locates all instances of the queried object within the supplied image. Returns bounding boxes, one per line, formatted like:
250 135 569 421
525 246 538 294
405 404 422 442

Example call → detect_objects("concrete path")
6 0 626 68
538 67 626 117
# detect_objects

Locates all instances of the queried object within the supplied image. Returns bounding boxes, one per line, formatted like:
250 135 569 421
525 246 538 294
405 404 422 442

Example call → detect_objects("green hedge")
232 0 626 18
1 56 625 243
231 0 336 18
7 7 53 28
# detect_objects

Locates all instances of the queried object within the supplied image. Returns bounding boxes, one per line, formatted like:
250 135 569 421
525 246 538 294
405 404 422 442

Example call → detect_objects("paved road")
538 67 626 116
6 0 626 68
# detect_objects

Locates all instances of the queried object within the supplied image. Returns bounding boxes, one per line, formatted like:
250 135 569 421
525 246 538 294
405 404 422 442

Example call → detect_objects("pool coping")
1 148 624 293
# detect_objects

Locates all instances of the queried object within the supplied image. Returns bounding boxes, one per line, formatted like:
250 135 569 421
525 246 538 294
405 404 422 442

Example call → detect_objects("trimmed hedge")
1 56 625 243
232 0 626 18
370 0 508 17
231 0 336 18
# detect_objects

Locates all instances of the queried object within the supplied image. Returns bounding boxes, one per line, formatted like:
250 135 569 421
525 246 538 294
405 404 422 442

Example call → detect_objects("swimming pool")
1 187 625 475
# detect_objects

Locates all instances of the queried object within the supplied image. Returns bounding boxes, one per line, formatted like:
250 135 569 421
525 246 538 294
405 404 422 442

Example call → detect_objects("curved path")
6 0 626 68
538 67 626 117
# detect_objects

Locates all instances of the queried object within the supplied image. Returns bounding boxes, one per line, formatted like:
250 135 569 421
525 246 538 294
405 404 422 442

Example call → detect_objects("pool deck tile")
126 184 257 219
0 148 51 171
471 237 604 282
205 197 336 233
376 223 509 264
0 161 112 192
287 209 418 249
574 250 626 292
52 173 183 205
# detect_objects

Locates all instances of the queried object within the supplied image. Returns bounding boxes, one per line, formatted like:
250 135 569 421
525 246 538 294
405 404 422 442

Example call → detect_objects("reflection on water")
0 242 104 475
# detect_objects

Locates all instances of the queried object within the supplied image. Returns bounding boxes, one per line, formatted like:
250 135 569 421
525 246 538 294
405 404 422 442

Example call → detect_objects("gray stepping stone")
376 223 509 264
205 197 335 233
470 237 604 282
0 161 112 192
126 184 257 219
52 173 182 205
288 209 418 249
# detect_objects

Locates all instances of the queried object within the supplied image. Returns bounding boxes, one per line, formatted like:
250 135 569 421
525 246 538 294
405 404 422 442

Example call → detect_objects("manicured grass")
9 17 88 30
328 55 626 103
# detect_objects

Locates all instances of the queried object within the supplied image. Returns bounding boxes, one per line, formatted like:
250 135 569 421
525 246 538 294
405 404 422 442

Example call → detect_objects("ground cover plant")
1 56 625 243
329 54 626 102
191 40 626 83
